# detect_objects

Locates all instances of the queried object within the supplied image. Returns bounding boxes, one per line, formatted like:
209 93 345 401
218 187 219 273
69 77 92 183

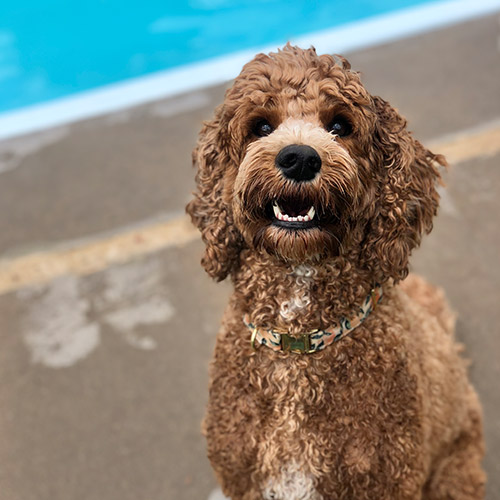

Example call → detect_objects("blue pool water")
0 0 438 114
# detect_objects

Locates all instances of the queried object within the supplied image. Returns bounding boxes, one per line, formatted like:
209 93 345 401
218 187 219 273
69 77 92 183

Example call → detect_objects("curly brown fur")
187 45 485 499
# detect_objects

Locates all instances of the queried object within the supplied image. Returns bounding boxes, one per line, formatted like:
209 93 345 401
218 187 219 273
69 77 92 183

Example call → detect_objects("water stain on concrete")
20 275 100 368
99 258 175 350
18 257 175 368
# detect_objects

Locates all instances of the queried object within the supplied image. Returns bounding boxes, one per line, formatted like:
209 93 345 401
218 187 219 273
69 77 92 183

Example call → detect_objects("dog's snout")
275 144 321 182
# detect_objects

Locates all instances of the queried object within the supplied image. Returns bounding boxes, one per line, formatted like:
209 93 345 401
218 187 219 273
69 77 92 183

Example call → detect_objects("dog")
186 45 485 500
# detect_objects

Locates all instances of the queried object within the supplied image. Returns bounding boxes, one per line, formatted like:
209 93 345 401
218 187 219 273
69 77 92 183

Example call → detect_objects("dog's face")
187 46 444 283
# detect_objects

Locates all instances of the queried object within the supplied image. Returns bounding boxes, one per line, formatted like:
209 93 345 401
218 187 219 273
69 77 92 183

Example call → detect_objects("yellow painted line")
429 121 500 165
0 120 499 296
0 215 198 295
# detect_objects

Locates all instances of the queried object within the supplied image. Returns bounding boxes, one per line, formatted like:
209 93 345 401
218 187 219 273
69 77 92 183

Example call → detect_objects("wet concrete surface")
0 245 229 500
0 13 499 500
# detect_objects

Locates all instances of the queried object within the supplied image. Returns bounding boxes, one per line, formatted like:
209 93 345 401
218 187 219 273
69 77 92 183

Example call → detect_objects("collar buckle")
281 331 318 354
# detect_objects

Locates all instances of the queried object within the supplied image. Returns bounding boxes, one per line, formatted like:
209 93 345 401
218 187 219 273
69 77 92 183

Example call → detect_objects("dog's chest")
255 350 422 498
206 324 424 499
262 463 322 500
256 393 326 500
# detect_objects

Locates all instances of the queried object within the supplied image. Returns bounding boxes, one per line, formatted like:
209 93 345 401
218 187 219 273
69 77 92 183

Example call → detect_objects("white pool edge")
1 0 499 141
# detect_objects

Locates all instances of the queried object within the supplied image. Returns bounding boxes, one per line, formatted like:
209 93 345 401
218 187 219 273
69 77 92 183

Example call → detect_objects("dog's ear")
364 96 446 282
186 110 242 281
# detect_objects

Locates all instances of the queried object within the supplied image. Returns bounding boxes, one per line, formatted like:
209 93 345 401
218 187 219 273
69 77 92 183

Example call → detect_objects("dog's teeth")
272 203 281 218
273 203 315 224
273 202 287 221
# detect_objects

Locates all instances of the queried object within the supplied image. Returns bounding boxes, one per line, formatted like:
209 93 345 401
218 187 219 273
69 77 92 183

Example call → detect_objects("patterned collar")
243 285 383 354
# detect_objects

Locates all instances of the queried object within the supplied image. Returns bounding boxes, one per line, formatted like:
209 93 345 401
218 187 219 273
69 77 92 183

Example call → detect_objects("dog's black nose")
275 144 321 182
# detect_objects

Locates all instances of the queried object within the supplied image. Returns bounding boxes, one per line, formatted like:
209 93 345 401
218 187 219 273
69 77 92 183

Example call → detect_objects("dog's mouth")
253 193 345 259
267 197 318 230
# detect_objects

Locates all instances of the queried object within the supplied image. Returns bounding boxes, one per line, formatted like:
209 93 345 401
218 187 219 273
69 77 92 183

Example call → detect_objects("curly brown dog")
186 45 485 500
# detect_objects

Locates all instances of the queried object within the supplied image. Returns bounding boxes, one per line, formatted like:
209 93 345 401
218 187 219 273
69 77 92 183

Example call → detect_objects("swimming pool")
0 0 499 139
0 0 460 114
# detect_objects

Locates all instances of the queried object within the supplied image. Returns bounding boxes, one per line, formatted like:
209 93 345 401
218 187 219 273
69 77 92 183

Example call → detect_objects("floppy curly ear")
186 112 242 281
364 96 446 283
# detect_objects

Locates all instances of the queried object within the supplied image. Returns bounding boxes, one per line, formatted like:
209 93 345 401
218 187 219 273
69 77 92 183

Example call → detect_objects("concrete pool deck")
1 13 499 500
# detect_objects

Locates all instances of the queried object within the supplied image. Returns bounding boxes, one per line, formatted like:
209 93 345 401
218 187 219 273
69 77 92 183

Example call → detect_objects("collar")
243 285 382 354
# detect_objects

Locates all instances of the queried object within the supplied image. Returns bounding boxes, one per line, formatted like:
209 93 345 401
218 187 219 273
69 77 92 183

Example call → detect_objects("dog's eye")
327 116 352 137
252 119 274 137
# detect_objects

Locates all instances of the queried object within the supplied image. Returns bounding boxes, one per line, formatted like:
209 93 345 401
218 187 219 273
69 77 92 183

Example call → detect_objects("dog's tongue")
281 199 310 217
